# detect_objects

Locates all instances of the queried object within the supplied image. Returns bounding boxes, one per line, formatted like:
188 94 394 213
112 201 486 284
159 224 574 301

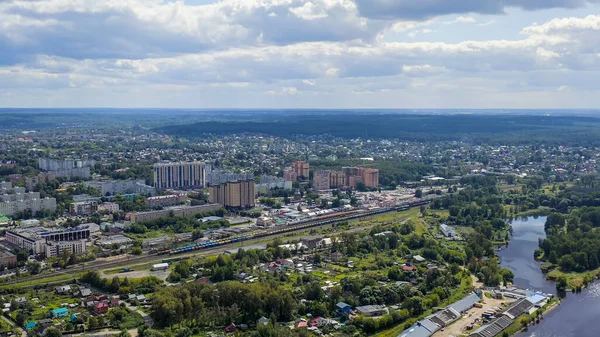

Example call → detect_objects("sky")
1 0 600 109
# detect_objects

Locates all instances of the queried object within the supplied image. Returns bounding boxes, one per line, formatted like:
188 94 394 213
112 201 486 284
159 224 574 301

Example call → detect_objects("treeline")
155 114 600 145
80 271 163 295
150 281 296 328
125 208 227 234
538 210 600 272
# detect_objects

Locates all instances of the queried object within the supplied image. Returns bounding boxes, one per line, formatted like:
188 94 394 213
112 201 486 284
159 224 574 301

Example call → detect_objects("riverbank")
545 267 600 290
505 298 560 337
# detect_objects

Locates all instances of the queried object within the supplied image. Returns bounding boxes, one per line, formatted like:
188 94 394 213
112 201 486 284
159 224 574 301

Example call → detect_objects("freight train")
163 199 431 256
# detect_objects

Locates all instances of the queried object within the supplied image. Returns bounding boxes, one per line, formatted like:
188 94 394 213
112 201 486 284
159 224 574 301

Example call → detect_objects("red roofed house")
403 265 415 272
94 302 109 315
225 323 236 333
295 321 308 328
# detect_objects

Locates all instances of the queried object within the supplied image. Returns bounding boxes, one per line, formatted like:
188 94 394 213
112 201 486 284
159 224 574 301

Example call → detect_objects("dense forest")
538 208 600 273
156 114 600 145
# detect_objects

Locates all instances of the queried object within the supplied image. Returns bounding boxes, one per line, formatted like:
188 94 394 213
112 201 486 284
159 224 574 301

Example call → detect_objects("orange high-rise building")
292 161 310 179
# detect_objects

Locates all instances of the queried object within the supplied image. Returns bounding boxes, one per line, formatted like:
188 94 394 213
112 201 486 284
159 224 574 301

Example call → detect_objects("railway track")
5 199 431 286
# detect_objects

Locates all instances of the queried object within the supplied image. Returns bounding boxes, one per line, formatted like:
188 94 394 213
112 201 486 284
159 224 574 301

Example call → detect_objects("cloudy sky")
1 0 600 108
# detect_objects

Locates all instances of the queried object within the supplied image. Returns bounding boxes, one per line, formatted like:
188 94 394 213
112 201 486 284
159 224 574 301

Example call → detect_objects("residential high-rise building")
313 171 331 191
85 180 156 196
330 171 346 188
255 175 293 195
206 169 253 186
0 191 56 216
360 168 380 188
153 162 207 189
38 158 96 171
209 180 255 208
292 161 310 179
342 167 379 189
283 169 298 182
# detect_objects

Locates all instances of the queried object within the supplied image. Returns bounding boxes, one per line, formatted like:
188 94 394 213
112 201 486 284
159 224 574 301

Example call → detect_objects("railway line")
5 199 430 286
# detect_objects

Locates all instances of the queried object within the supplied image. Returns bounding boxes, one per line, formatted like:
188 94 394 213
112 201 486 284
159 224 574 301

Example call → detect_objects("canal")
498 216 600 337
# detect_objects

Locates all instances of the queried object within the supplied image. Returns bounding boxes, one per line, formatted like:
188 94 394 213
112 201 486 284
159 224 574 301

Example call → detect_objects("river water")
497 216 600 337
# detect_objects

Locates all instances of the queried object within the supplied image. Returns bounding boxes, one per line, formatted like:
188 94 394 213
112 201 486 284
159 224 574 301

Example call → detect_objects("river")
497 216 600 337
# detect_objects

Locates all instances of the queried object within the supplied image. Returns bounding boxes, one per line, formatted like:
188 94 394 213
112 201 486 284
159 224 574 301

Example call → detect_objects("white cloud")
289 2 328 20
444 16 477 24
1 1 600 107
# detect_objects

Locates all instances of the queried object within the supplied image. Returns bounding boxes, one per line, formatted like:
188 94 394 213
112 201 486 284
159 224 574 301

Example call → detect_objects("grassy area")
546 268 600 289
515 206 552 217
0 273 79 289
104 261 162 275
117 311 146 329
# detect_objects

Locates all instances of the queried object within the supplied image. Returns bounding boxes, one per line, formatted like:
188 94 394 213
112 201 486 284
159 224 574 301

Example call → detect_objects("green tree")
45 326 62 337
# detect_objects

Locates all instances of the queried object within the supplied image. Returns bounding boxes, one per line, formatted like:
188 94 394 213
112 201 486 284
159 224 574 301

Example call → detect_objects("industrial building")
4 225 91 256
398 293 481 337
209 180 255 208
153 161 208 189
145 194 187 208
85 180 156 197
129 204 222 223
69 201 98 216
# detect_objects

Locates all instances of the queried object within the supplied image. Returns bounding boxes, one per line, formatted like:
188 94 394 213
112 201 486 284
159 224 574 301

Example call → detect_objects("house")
413 255 426 263
77 288 92 297
257 317 270 327
403 265 416 272
225 323 236 333
336 302 351 315
309 317 327 327
55 285 72 294
295 321 308 328
38 319 53 330
356 305 388 317
15 297 27 306
50 307 69 318
197 277 211 284
110 298 120 307
302 238 323 250
440 224 458 238
25 322 37 330
331 252 343 262
94 302 109 315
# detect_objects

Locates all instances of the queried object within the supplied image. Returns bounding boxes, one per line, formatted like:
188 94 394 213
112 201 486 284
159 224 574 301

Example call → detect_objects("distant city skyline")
1 1 600 108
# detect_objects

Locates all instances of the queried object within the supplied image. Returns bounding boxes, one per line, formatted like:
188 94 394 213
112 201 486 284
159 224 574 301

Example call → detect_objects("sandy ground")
102 269 170 281
432 296 515 337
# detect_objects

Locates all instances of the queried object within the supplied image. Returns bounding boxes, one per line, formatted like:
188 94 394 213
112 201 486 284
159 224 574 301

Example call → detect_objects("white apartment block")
0 192 57 216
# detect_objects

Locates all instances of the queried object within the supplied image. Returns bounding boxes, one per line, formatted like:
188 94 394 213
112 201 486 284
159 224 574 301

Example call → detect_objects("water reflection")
498 216 600 337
